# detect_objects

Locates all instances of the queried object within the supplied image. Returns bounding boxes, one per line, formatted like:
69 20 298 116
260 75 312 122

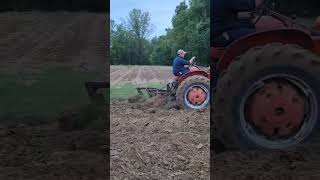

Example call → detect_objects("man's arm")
179 57 191 66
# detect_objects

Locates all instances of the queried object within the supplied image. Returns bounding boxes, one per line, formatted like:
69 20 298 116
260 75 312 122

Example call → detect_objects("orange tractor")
137 60 210 110
212 1 320 151
84 60 210 111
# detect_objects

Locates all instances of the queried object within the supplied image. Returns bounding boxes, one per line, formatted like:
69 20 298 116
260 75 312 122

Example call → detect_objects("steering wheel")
190 57 196 66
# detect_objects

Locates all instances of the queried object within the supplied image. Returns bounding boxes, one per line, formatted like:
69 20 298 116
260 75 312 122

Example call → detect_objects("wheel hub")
187 86 206 105
245 80 305 137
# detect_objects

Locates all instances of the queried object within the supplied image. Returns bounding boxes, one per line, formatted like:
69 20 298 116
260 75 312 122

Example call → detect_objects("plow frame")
136 81 178 98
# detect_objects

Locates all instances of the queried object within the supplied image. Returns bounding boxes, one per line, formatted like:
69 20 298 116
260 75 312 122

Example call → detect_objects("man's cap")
177 49 187 55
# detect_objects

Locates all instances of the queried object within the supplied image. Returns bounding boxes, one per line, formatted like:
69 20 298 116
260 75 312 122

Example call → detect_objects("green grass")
0 67 102 121
110 82 164 101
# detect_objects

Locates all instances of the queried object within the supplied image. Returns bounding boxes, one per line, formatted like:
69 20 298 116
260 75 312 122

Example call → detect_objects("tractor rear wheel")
176 75 210 110
212 44 320 151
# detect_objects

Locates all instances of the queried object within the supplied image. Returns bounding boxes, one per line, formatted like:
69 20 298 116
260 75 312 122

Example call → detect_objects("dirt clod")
148 108 156 114
128 94 146 103
129 94 181 110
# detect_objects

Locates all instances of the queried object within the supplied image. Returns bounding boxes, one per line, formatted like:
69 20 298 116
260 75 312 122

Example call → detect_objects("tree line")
110 0 319 66
110 0 210 66
0 0 108 12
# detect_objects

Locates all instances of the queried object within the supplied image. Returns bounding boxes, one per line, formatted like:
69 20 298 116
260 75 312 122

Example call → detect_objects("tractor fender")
177 70 209 84
217 29 315 76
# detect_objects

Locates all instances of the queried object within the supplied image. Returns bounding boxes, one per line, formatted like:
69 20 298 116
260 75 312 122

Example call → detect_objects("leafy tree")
110 9 153 65
111 0 210 66
150 35 173 65
158 0 210 66
127 9 152 65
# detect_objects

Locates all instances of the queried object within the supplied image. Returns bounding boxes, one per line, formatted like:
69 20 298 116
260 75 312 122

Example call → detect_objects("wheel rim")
240 74 318 149
184 84 209 109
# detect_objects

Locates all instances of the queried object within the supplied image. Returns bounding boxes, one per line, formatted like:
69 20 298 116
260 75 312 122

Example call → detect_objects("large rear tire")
212 44 320 151
176 75 210 110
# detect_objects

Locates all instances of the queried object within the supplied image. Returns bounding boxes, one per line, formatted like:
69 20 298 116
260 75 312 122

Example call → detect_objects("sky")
110 0 188 38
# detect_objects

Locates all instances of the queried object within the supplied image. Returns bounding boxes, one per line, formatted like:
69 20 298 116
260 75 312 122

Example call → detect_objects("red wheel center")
187 87 206 105
245 81 305 137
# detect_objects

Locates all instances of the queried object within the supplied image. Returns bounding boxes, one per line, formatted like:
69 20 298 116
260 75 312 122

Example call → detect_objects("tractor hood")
256 15 320 36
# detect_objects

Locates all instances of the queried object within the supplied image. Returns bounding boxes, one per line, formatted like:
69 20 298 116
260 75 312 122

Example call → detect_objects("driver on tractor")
211 0 265 47
172 49 195 77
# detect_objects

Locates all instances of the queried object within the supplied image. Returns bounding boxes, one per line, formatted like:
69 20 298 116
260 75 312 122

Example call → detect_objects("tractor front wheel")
176 75 210 110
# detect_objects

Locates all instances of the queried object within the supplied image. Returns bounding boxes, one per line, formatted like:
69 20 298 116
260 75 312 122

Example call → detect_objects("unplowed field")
110 65 172 85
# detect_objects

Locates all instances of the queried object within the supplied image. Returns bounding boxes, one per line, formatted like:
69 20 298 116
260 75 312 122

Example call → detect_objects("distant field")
110 65 173 99
110 65 172 85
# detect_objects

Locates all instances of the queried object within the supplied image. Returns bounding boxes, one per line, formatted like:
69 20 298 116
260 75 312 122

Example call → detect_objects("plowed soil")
0 122 106 180
0 12 107 179
110 101 210 179
212 143 320 180
110 64 211 179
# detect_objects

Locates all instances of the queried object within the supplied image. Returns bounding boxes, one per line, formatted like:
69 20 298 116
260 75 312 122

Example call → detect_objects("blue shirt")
211 0 256 40
172 56 190 76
